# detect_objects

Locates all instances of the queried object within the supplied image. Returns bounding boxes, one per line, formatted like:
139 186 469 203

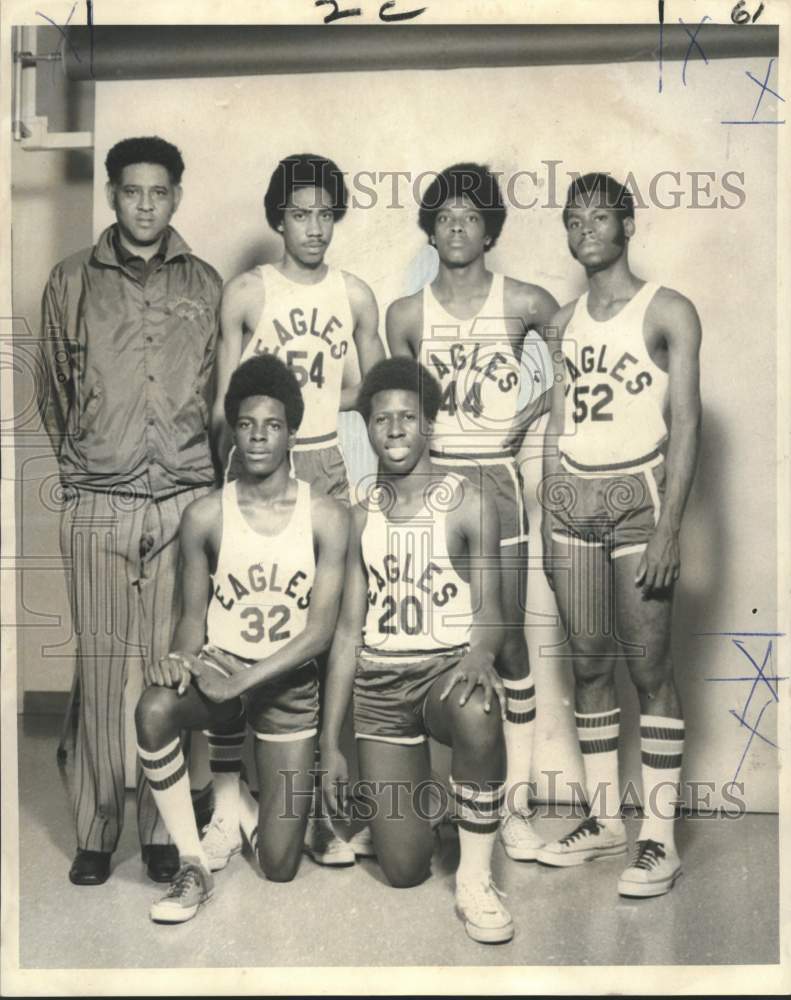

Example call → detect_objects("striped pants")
59 484 210 852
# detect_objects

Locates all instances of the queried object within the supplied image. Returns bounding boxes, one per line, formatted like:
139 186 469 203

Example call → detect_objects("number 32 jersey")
206 479 315 659
239 265 353 450
559 282 669 470
361 476 473 654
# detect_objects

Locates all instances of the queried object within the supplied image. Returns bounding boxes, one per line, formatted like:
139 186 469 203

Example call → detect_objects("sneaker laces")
559 816 602 845
164 865 202 900
460 879 508 913
630 839 666 871
504 808 536 824
202 815 231 844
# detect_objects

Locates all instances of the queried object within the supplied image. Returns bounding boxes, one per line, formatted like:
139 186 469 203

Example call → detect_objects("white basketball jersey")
239 264 353 450
361 476 472 653
421 274 538 456
206 479 315 659
559 282 669 470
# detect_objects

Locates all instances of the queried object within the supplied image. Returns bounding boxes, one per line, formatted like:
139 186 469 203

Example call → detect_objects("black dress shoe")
143 844 180 883
69 849 112 885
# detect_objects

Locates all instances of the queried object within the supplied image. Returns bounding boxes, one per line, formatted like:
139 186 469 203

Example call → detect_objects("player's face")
280 186 335 267
106 163 181 250
432 196 490 267
565 197 633 271
368 389 430 474
234 395 295 477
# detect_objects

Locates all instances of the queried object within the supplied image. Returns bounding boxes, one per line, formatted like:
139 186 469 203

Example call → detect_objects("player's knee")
381 853 431 889
452 689 502 754
573 655 615 690
628 658 673 698
258 841 302 883
134 686 179 748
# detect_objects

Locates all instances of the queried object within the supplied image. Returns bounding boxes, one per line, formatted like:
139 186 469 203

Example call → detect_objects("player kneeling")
320 358 513 945
134 354 349 923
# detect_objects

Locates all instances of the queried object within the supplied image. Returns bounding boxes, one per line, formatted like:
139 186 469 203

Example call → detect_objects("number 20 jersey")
559 282 669 471
206 479 315 659
361 477 473 654
238 265 353 450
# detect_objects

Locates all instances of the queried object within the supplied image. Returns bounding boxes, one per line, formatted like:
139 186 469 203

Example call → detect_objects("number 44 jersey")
559 282 669 471
206 479 314 659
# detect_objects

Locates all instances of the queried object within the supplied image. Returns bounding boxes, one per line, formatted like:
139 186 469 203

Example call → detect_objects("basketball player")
321 357 514 944
214 152 384 496
134 354 349 922
387 163 559 860
207 153 384 864
535 174 701 898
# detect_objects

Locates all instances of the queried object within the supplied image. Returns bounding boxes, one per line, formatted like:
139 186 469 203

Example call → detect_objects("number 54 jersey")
206 479 314 659
238 265 352 451
361 476 473 654
559 282 669 471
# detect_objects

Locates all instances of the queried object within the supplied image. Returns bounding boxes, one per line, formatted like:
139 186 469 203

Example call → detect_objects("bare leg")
253 736 317 882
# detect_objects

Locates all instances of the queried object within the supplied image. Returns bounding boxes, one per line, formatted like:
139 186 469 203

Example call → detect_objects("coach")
37 136 222 886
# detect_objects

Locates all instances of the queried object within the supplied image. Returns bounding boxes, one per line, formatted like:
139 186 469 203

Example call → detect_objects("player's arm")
37 267 72 455
504 280 561 453
385 293 422 359
340 273 384 410
539 303 574 590
211 273 254 470
440 483 507 718
150 496 218 692
637 290 702 594
319 505 369 815
194 497 350 700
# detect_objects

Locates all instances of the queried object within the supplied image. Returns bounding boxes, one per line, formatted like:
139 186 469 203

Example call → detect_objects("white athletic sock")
138 737 207 868
450 776 504 884
576 708 623 830
502 677 536 814
239 780 259 855
206 725 246 829
639 714 685 849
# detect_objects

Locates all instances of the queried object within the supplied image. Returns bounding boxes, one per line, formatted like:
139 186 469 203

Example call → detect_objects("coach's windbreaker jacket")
39 225 222 498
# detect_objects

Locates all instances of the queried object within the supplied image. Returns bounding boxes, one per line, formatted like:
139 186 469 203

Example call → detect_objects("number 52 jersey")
206 479 315 659
559 282 669 471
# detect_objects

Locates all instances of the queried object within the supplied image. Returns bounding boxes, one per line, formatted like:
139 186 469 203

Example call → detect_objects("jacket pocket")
72 381 103 440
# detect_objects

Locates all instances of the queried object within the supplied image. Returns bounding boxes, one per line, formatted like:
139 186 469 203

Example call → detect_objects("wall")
11 28 94 708
13 48 779 809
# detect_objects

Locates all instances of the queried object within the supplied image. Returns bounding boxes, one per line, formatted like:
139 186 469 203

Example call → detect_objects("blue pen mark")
679 15 710 87
657 0 665 94
721 58 786 125
702 632 785 782
36 2 81 63
729 700 776 782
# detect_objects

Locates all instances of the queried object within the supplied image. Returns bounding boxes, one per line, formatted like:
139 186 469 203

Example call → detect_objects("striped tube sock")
239 780 259 855
576 708 623 829
639 714 685 848
450 776 505 883
138 737 207 867
503 677 536 814
205 725 246 829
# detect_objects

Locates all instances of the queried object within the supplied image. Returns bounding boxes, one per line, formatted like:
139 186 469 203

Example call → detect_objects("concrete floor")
16 715 779 970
